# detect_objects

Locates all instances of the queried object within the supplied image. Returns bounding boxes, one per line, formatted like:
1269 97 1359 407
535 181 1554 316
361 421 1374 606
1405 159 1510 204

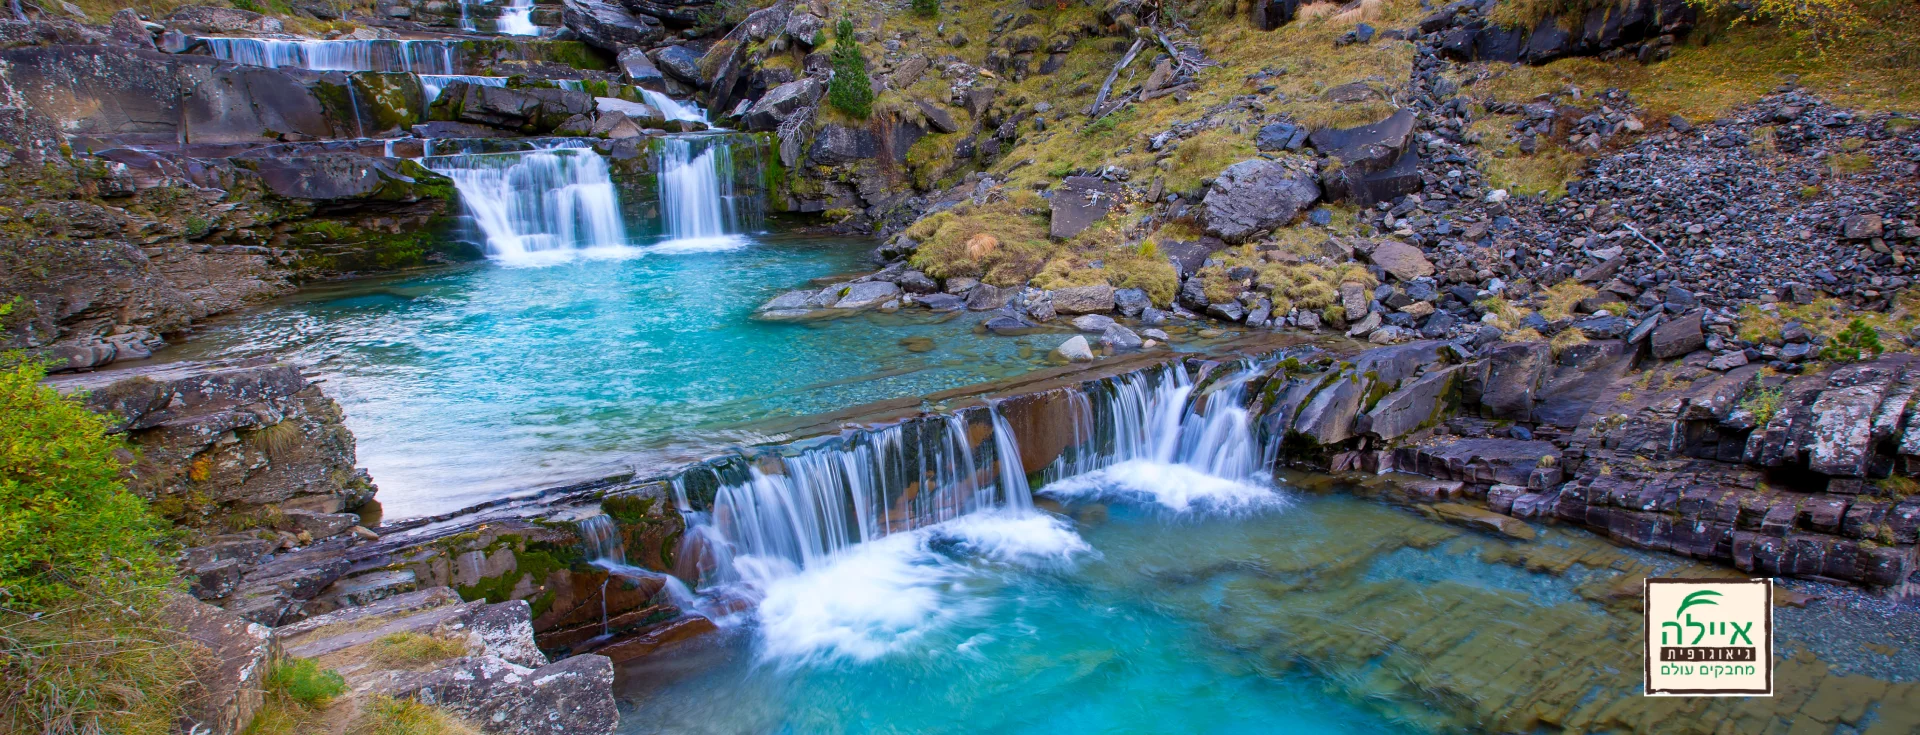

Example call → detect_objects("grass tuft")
370 632 468 669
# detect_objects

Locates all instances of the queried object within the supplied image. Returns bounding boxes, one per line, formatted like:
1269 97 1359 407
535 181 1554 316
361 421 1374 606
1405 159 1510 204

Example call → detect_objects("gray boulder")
1052 284 1116 315
1114 288 1151 317
1200 160 1321 243
562 0 665 50
742 78 823 132
1650 309 1705 358
833 281 901 309
1101 324 1145 351
1365 240 1434 281
1054 335 1094 362
1309 108 1422 205
617 48 665 88
1072 314 1116 333
431 82 593 133
650 45 705 86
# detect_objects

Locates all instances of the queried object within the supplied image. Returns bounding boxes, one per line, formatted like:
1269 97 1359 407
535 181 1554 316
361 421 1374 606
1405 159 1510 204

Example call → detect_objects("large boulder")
1650 308 1705 359
562 0 666 51
741 77 822 131
1310 109 1422 205
617 47 665 88
1199 160 1321 243
237 154 451 202
1053 284 1117 315
1365 240 1434 281
650 45 705 86
169 595 274 735
1049 176 1125 240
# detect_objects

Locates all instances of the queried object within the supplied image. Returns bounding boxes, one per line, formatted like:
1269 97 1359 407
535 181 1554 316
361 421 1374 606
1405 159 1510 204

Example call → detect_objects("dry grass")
1737 291 1920 347
1537 281 1597 320
1468 1 1920 123
369 632 468 669
348 696 481 735
906 190 1054 286
1 580 208 735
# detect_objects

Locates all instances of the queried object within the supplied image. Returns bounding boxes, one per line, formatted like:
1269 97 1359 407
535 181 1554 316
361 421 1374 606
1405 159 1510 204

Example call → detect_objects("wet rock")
832 281 901 309
617 47 664 87
1054 335 1094 362
1199 159 1321 243
967 283 1012 311
1361 364 1471 440
1071 314 1117 333
431 82 594 133
1052 284 1116 314
985 314 1036 335
1396 438 1563 489
1101 324 1144 351
1425 502 1536 540
918 293 965 311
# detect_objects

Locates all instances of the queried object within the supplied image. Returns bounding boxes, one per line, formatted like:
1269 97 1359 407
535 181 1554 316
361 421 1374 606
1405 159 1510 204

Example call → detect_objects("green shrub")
1 359 172 606
1820 318 1884 363
1739 387 1785 425
911 0 939 18
827 18 873 119
266 658 349 707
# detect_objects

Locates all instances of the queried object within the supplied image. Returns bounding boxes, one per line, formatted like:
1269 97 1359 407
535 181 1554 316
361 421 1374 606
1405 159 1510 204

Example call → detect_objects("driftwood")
1086 37 1148 117
1140 82 1197 102
1091 90 1141 121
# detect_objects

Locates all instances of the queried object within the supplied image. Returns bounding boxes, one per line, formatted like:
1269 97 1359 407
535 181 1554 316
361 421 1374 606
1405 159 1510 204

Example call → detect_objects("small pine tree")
827 17 873 120
911 0 939 18
1819 318 1884 363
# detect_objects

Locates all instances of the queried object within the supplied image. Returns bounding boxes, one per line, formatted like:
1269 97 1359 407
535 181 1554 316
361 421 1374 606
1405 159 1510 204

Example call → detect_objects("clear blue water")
166 231 1083 518
613 489 1435 735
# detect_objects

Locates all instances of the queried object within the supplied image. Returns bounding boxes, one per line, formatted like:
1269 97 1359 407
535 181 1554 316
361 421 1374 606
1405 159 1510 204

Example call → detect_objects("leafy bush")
1740 387 1786 425
827 17 873 119
911 0 939 18
1819 318 1884 363
1 359 172 606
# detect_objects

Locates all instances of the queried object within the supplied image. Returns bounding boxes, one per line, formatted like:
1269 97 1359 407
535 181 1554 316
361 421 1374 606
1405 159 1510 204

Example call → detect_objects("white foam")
1041 460 1283 513
932 511 1091 566
746 533 975 667
745 510 1087 667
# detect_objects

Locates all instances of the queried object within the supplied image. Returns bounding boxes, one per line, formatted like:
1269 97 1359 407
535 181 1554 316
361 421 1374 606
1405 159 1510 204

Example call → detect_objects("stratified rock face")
402 654 619 734
1199 159 1320 243
54 361 372 527
430 82 594 133
741 77 822 131
170 594 274 735
562 0 666 50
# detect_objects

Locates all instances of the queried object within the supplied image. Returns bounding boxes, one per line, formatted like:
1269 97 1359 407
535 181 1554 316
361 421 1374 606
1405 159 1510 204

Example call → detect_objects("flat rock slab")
1049 176 1124 240
1425 502 1537 540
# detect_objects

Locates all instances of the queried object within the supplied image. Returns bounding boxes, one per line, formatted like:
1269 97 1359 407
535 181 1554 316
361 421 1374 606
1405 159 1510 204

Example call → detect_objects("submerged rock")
1054 335 1095 362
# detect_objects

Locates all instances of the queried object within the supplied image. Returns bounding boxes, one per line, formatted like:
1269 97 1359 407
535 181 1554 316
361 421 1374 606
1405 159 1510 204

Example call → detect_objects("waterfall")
1041 361 1265 483
638 89 708 123
201 38 464 74
495 0 539 36
419 74 507 102
654 136 762 250
422 144 631 263
672 413 1032 590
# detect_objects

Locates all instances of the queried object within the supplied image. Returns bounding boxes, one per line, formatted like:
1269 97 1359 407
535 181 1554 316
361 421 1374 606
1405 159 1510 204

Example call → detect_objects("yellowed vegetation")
1737 291 1920 346
905 190 1054 286
370 632 468 669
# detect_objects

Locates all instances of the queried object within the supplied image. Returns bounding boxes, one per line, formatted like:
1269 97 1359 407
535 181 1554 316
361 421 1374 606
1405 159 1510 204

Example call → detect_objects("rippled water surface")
165 231 1081 518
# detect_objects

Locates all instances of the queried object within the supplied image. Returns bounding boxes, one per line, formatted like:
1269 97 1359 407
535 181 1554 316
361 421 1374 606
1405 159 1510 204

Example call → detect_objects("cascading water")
200 38 464 74
653 136 763 250
422 143 631 263
494 0 539 36
419 74 507 102
672 413 1032 591
638 89 708 123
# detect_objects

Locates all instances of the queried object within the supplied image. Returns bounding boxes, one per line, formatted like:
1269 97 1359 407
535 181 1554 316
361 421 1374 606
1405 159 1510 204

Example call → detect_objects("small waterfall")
201 38 464 74
495 0 539 36
673 413 1032 590
638 88 708 123
422 144 631 262
419 74 507 102
579 514 697 613
1040 361 1266 484
654 136 763 248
